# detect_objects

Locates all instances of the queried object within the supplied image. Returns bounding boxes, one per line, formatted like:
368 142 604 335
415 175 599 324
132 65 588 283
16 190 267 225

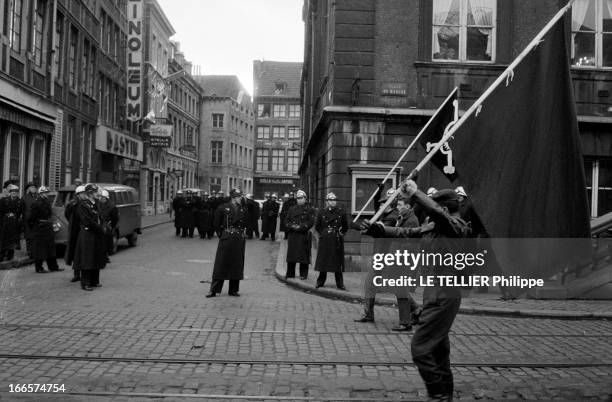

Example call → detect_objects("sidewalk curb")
274 241 612 320
0 220 172 271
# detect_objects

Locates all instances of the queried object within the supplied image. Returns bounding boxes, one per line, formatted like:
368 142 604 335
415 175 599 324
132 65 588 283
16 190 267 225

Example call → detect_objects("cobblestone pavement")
0 224 610 401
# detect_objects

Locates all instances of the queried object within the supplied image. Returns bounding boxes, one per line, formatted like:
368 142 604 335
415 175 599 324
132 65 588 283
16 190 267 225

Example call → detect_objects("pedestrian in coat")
206 188 248 297
362 181 469 401
172 192 184 236
314 192 348 290
260 193 280 240
181 191 196 238
245 194 260 239
98 189 119 257
28 186 61 273
285 190 315 279
23 182 38 256
0 184 25 261
195 193 212 239
280 192 297 239
73 184 107 291
65 186 87 282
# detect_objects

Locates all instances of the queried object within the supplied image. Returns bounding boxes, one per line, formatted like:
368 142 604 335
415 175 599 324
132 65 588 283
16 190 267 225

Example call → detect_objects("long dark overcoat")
195 197 213 233
279 198 297 232
182 197 196 229
99 200 119 253
64 199 80 266
173 197 184 228
285 204 315 264
246 198 260 233
0 197 24 251
314 206 348 272
261 200 280 233
73 200 107 271
212 201 248 280
28 197 56 260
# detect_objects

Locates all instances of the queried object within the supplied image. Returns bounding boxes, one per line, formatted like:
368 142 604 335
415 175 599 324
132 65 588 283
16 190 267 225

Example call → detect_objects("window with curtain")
33 0 46 67
256 149 269 171
271 149 284 171
432 0 496 62
572 0 612 67
257 126 270 139
69 27 77 89
287 150 299 174
54 12 64 80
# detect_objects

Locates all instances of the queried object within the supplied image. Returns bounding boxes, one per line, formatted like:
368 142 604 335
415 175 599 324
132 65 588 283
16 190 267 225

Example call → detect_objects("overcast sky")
156 0 305 96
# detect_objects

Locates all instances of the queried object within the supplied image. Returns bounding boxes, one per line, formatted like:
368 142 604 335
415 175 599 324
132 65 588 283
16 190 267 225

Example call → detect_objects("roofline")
146 0 176 36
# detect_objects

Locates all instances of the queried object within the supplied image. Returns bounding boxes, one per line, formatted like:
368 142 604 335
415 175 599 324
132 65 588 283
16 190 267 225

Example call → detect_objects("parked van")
53 183 142 254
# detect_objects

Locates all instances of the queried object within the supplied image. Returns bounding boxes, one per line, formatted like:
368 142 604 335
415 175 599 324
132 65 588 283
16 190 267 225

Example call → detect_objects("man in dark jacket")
245 194 260 239
65 185 86 282
0 184 25 261
73 184 107 291
285 190 314 279
314 192 348 290
279 192 297 239
23 182 38 256
98 189 119 258
363 180 469 401
172 192 184 236
206 188 248 297
181 191 196 238
260 193 280 240
28 186 61 273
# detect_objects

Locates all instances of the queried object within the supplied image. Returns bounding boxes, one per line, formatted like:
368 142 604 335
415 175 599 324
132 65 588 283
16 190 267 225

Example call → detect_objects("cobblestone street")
0 223 611 401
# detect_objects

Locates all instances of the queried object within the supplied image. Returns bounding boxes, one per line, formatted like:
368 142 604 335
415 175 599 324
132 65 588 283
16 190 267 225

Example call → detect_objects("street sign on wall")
148 124 173 148
95 125 144 161
127 0 143 121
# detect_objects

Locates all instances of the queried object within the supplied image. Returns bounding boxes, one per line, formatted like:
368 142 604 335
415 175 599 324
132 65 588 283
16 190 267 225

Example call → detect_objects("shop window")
349 165 400 215
585 158 612 217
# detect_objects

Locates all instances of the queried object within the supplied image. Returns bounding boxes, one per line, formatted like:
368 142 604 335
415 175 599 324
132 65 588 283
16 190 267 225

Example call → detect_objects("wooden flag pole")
367 0 575 225
352 87 459 223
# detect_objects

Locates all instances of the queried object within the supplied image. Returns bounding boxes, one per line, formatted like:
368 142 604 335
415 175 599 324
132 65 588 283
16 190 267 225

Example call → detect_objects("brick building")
196 75 255 195
252 60 303 198
301 0 612 217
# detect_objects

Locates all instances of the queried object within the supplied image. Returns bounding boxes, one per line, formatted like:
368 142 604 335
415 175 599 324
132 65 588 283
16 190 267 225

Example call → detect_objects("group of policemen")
64 184 118 291
0 181 61 272
171 190 261 240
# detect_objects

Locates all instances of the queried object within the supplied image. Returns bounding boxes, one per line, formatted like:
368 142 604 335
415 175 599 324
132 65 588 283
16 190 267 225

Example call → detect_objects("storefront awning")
0 101 55 135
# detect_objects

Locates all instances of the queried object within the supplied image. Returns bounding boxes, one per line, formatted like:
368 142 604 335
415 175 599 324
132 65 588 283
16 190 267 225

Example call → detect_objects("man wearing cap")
245 193 260 239
260 193 280 241
172 191 184 236
279 192 297 240
195 192 213 239
362 180 469 401
28 186 62 273
0 184 25 261
73 184 107 291
181 190 196 238
285 190 315 279
314 192 348 289
65 185 87 282
206 188 248 297
98 189 119 257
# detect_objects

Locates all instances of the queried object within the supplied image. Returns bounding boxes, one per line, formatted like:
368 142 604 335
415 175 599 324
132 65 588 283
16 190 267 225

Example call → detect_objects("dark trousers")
175 227 180 236
181 227 195 237
81 269 100 287
361 296 416 323
210 279 240 294
246 227 259 239
35 258 59 272
316 271 344 288
411 296 461 399
286 262 308 278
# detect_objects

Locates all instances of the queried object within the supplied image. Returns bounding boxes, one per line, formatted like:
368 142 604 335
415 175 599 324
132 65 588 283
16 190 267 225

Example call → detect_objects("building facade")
140 0 174 215
165 41 201 199
94 0 143 188
196 75 255 195
252 60 303 198
0 0 59 190
301 0 612 218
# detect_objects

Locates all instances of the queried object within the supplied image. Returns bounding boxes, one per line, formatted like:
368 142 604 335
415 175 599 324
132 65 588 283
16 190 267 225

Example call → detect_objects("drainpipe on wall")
49 0 57 98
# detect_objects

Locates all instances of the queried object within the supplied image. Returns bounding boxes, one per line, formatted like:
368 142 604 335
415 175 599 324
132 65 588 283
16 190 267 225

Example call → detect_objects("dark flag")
418 87 458 182
428 12 591 277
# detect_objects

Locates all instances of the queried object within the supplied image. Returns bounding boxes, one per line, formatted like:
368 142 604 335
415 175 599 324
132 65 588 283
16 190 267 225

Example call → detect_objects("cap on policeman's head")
85 183 98 193
7 184 19 192
100 189 110 198
326 192 337 200
432 189 461 211
296 190 306 198
426 187 438 197
25 182 37 191
230 188 242 198
245 193 253 199
271 193 278 198
37 186 50 194
75 185 86 194
455 186 467 197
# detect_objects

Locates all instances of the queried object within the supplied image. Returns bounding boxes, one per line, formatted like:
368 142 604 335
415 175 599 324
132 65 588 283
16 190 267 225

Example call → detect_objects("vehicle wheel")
127 232 138 247
110 231 119 255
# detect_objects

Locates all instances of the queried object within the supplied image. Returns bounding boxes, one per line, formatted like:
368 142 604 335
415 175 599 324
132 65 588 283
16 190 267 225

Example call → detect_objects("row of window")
255 149 299 174
208 177 253 194
169 113 197 152
432 0 612 67
170 81 199 117
99 7 126 65
210 140 253 169
257 103 301 119
257 126 301 140
64 118 94 181
99 74 124 129
211 113 254 136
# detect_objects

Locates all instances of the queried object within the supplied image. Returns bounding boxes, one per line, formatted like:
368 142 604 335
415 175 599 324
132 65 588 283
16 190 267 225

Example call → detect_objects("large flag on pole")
427 7 590 277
